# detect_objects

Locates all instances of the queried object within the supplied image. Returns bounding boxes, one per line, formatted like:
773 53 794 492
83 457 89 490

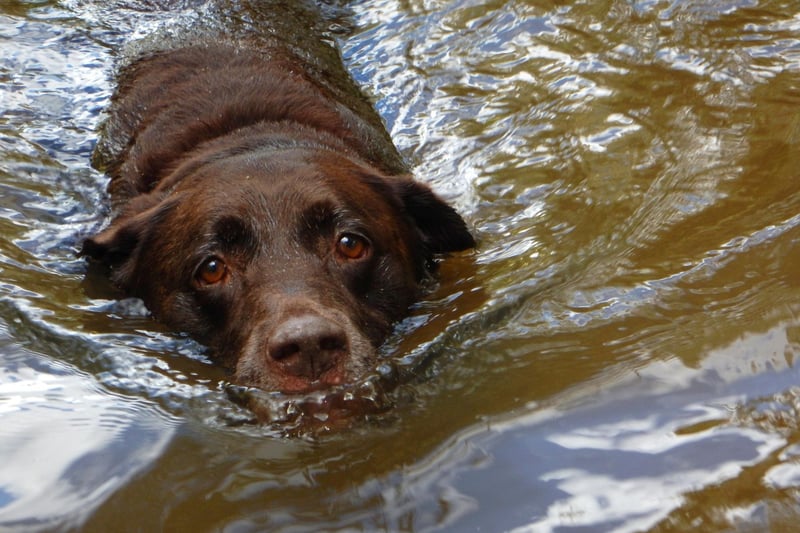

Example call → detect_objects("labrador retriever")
81 2 474 394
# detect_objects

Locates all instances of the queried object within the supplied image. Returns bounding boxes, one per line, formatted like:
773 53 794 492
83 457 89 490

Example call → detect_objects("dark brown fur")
82 14 474 394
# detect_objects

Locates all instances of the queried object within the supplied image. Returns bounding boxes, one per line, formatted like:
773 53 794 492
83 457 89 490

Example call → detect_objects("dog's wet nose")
268 315 348 380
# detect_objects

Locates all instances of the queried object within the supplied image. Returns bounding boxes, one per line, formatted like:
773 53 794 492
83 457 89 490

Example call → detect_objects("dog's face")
82 149 474 393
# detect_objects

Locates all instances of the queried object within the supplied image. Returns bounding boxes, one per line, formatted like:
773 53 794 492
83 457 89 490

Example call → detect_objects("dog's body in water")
82 1 474 395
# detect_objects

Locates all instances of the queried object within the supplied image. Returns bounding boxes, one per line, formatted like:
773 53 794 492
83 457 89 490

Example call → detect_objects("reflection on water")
0 339 173 528
1 0 800 530
444 320 800 531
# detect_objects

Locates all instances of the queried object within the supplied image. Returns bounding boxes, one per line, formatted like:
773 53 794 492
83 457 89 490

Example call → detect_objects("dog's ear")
80 195 176 286
393 178 475 253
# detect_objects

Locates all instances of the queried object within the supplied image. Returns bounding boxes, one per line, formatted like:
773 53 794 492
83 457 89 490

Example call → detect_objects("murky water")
2 0 800 530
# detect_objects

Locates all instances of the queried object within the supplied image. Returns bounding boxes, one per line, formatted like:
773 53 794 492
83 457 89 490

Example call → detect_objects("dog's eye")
196 257 228 285
335 233 369 260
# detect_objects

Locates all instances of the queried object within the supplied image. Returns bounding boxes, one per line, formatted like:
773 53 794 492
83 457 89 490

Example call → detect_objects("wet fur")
82 20 474 393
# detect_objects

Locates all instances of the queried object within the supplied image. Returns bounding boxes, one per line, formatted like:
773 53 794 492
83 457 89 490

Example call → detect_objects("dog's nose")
267 315 348 380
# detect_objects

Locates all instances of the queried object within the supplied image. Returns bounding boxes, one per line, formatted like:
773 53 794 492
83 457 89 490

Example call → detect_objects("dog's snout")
268 315 348 380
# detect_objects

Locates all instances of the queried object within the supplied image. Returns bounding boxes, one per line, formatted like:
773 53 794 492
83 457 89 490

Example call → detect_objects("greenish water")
2 0 800 530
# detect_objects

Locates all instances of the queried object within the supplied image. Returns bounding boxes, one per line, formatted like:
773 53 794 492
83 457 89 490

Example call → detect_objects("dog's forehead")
165 157 399 237
178 151 369 195
184 173 344 219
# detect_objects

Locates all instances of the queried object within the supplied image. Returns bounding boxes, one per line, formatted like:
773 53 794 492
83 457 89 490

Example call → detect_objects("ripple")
2 0 800 530
0 345 175 529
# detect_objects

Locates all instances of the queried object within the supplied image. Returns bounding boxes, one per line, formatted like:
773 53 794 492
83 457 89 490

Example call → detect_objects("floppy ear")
81 213 147 265
80 195 175 286
393 178 475 253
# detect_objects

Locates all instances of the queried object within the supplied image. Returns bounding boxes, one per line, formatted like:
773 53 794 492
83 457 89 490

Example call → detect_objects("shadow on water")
1 0 800 530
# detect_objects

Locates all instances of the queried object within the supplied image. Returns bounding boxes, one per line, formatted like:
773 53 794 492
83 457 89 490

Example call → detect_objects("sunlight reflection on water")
0 344 174 528
2 0 800 530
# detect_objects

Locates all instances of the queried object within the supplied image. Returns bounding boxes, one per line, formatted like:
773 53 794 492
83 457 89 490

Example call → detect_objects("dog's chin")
233 360 368 396
268 368 348 395
225 369 396 433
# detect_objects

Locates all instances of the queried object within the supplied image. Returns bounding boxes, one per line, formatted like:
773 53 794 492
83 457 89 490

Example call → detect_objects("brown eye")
196 257 227 285
335 233 369 260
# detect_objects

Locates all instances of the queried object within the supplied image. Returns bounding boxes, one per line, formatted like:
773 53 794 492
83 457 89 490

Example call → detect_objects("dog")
81 2 475 395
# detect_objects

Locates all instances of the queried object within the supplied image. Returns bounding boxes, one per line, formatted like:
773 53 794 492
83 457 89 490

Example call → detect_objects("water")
2 0 800 530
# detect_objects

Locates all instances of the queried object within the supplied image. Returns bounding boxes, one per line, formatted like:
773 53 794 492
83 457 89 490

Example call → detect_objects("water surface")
2 0 800 530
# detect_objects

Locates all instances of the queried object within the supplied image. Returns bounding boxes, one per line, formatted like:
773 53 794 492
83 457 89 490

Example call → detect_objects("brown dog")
81 8 474 394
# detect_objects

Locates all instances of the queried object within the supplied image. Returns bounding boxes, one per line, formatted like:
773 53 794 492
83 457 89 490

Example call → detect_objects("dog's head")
82 147 474 393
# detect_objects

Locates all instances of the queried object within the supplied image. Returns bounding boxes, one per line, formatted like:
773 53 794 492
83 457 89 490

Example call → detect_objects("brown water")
2 0 800 530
